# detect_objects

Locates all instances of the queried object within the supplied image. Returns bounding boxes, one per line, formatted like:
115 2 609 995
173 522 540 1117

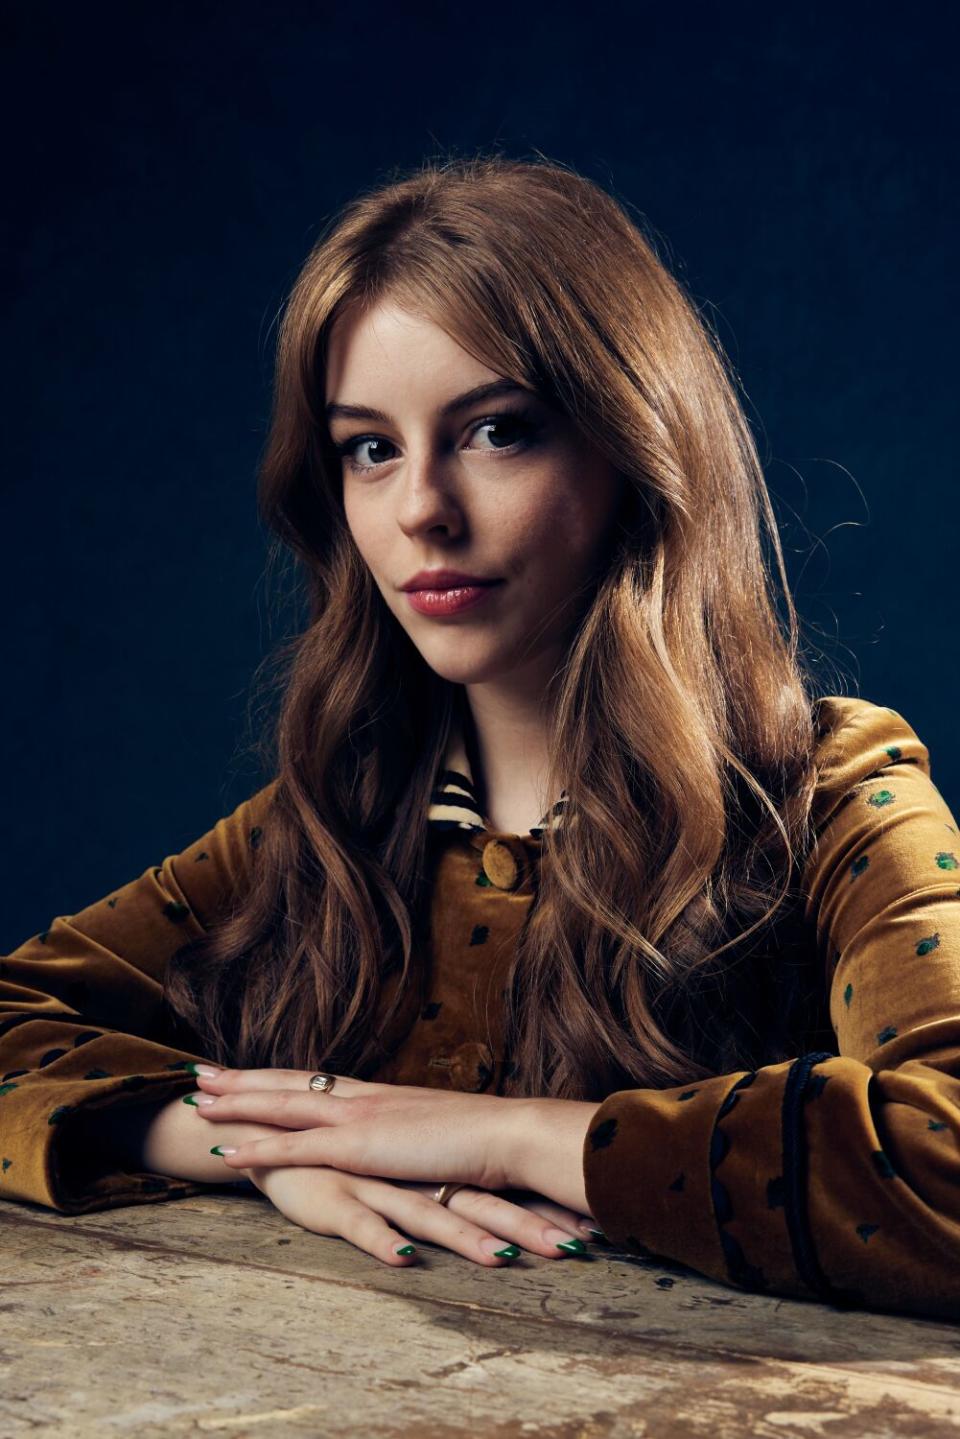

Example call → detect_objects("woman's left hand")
186 1065 600 1212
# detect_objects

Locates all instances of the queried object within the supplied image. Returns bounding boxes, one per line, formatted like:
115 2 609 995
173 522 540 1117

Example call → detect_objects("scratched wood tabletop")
3 1189 960 1438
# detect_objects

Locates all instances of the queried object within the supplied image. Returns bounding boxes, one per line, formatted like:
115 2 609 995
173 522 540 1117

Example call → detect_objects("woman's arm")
506 1098 599 1216
0 781 277 1212
64 1094 286 1187
557 701 960 1321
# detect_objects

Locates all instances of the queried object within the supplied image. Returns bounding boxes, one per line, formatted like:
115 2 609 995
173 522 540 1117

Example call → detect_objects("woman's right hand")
246 1164 596 1267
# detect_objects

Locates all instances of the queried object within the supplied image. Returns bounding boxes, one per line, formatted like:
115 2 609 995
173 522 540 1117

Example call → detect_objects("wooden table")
4 1189 960 1437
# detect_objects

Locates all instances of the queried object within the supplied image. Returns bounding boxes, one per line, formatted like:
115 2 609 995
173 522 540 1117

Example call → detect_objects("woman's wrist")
505 1097 601 1216
107 1092 288 1186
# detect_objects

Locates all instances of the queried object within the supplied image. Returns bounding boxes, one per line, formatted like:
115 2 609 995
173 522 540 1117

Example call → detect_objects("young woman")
2 154 958 1319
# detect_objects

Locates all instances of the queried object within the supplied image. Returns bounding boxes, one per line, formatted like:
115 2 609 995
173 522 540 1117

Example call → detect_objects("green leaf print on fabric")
47 1105 75 1124
883 745 902 760
163 900 191 923
877 1025 898 1044
867 789 895 808
249 826 263 849
929 1120 948 1131
1 1158 12 1173
106 898 119 908
843 982 854 1007
0 1082 18 1097
935 852 958 870
469 925 490 945
678 1089 700 1101
72 1031 102 1048
475 869 493 886
916 933 941 956
856 1222 880 1242
589 1117 618 1150
850 855 869 879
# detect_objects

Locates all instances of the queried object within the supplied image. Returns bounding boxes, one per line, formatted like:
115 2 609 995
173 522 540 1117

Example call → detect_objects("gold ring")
433 1182 467 1205
308 1072 337 1093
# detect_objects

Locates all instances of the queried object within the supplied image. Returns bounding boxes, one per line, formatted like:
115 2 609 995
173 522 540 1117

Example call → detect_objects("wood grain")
3 1192 960 1437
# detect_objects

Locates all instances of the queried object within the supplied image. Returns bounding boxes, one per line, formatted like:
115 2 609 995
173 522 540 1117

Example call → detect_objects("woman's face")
325 300 624 689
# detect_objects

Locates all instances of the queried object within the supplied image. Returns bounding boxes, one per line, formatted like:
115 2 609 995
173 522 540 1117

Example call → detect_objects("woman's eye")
336 436 397 470
334 410 540 475
470 414 538 451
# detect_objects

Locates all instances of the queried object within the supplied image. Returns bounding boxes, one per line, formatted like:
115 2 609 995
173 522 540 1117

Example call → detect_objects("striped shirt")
426 711 568 837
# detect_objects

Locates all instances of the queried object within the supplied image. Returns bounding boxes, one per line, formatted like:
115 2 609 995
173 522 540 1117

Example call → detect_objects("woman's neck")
461 683 556 837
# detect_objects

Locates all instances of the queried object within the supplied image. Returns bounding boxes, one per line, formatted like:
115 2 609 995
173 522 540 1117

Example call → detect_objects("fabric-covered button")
447 1041 495 1092
482 838 522 890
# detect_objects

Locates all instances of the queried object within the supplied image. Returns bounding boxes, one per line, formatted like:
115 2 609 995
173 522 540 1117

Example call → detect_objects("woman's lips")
405 581 503 616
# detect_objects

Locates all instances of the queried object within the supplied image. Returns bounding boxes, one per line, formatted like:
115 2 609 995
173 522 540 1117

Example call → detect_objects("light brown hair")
164 151 837 1099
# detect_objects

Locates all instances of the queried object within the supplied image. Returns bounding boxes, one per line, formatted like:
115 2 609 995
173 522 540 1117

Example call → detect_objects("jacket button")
482 839 522 890
448 1041 495 1092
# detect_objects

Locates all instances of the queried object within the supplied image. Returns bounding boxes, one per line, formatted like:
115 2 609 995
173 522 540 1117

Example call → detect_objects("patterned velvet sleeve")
581 697 960 1320
0 780 277 1213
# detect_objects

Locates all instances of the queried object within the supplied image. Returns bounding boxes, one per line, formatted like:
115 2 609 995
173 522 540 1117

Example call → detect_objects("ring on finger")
370 1183 521 1261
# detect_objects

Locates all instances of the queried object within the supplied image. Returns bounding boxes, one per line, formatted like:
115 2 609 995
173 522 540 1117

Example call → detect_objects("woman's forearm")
507 1097 601 1216
89 1094 287 1186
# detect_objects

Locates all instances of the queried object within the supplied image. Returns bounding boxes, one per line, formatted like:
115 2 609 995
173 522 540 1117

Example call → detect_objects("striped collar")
426 708 569 837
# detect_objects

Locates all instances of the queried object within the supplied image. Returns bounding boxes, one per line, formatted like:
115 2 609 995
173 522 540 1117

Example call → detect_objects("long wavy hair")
163 151 842 1100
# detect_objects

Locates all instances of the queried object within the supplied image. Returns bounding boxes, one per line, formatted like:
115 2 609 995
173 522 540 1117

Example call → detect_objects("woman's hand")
189 1065 530 1192
185 1064 601 1215
246 1164 600 1267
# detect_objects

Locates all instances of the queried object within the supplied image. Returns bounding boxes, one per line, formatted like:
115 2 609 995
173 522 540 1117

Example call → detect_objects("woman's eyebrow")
325 379 534 425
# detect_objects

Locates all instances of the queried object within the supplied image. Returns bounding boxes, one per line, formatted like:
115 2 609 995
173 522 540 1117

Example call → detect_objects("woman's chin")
404 635 512 685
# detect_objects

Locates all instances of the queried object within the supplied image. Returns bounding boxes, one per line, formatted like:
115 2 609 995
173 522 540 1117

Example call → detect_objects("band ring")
432 1182 467 1205
308 1072 337 1093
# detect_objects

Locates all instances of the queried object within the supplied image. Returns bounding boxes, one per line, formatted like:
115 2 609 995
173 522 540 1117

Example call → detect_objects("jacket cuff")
582 1060 801 1292
2 1057 211 1214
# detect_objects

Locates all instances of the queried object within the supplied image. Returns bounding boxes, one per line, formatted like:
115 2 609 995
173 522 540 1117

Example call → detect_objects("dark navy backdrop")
2 1 955 948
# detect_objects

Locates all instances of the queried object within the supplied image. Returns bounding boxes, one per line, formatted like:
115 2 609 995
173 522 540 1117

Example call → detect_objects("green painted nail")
586 1228 606 1240
493 1244 520 1258
210 1145 226 1155
182 1094 199 1106
395 1244 416 1256
556 1237 587 1254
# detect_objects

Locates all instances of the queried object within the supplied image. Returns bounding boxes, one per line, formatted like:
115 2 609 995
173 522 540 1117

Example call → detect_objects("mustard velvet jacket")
2 694 960 1320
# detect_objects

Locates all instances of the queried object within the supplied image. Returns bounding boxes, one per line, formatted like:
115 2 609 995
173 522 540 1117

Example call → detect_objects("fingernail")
186 1062 221 1078
578 1222 606 1241
544 1226 580 1248
480 1238 519 1257
554 1236 587 1254
210 1146 238 1156
182 1094 200 1106
394 1243 417 1256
